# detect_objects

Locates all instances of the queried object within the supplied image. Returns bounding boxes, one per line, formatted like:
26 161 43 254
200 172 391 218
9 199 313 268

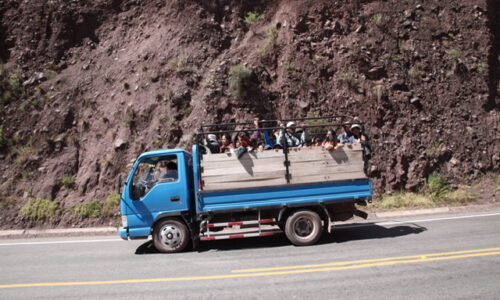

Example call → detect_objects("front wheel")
153 219 189 253
284 210 323 246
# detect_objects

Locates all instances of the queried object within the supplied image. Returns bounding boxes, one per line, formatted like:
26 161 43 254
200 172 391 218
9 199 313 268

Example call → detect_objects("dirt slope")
0 0 498 228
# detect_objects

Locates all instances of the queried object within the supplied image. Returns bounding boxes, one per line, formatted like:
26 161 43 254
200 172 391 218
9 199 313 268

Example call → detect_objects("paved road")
1 209 500 299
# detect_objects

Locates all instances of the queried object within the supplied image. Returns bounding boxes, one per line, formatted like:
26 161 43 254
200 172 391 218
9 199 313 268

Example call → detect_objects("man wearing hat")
337 124 356 145
278 121 307 148
205 134 220 154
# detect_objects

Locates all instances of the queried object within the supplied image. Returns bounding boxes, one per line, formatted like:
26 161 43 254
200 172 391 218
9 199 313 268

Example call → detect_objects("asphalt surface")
1 209 500 299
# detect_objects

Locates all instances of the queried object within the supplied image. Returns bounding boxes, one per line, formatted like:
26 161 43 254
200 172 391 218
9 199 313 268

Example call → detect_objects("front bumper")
118 227 129 240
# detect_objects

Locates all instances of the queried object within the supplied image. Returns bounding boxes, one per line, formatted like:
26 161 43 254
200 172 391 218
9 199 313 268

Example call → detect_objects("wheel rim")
159 224 182 248
294 216 314 237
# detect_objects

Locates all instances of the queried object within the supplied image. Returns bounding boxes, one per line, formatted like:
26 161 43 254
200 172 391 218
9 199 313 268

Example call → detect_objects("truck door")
126 153 189 226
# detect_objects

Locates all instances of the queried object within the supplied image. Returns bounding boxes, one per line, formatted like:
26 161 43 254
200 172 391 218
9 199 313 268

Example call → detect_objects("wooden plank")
203 170 286 183
204 178 287 191
287 147 363 163
289 171 367 184
201 156 285 171
289 159 364 169
203 163 285 176
289 163 365 177
201 150 285 162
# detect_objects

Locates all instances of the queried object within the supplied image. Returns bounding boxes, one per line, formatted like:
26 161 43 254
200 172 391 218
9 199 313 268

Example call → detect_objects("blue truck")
119 117 372 253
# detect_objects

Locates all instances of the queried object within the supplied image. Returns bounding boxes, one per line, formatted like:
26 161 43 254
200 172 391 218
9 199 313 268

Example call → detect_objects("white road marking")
1 211 499 247
0 239 123 246
336 212 500 229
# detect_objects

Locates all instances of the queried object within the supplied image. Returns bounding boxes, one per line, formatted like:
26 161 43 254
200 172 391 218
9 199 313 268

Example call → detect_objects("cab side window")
130 155 178 200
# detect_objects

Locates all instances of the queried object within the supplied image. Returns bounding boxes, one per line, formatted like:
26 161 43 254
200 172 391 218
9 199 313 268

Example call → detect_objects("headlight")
121 215 128 227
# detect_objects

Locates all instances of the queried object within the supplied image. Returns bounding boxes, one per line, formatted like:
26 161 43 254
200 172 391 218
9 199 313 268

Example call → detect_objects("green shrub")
244 11 264 26
20 198 59 222
103 193 121 217
228 65 253 99
425 172 450 200
73 200 102 218
61 174 75 188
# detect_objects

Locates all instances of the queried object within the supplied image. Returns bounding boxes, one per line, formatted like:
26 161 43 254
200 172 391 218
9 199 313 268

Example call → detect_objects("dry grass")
371 185 475 210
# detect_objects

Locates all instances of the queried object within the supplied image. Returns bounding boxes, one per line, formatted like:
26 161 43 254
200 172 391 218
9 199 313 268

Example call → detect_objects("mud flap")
353 209 368 219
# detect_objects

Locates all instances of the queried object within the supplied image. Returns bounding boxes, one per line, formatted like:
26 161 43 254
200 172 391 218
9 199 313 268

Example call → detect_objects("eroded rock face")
0 0 498 227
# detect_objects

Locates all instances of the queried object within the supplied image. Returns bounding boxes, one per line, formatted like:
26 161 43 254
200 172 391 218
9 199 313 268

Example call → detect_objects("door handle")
170 196 180 202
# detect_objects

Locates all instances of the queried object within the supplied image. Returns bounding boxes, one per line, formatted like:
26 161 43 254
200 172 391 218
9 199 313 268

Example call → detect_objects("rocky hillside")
0 0 498 228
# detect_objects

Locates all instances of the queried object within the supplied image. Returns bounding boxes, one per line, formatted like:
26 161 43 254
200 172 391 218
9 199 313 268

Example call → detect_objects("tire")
284 210 323 246
153 219 190 253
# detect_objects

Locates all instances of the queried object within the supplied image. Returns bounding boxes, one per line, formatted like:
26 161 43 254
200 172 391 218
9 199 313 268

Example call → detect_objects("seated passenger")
337 124 356 145
278 121 307 148
205 134 220 154
234 132 252 158
219 134 234 153
250 118 262 147
322 129 340 151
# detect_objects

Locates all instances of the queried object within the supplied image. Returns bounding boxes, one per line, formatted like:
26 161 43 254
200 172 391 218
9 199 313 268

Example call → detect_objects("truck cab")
119 149 193 239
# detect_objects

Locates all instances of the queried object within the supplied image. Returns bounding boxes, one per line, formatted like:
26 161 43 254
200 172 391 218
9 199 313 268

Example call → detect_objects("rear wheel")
153 219 189 253
284 210 323 246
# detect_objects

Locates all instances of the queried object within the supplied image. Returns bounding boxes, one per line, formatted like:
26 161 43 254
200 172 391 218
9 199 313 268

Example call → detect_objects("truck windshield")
130 155 178 200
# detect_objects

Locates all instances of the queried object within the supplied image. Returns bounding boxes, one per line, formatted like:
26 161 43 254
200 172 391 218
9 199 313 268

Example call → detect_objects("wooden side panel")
288 145 367 184
201 150 287 191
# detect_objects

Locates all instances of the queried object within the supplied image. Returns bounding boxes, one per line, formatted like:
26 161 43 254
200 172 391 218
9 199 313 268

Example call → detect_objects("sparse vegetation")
125 111 136 128
372 84 387 101
244 11 264 26
476 61 487 74
172 54 192 75
304 112 329 136
61 174 75 188
0 125 6 149
266 27 278 45
14 145 38 164
20 198 59 223
371 192 434 209
447 49 461 62
284 61 296 71
179 106 193 116
153 139 163 149
372 13 384 25
338 72 358 89
73 200 102 218
103 193 121 217
407 66 420 79
426 141 443 158
0 68 23 104
228 65 253 99
425 172 450 200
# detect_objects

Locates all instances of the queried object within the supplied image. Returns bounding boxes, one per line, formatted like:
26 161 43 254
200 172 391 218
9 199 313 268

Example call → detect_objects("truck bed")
193 144 371 213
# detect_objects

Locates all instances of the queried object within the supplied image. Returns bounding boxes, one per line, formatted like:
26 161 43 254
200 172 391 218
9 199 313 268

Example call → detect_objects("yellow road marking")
1 248 499 289
232 246 500 273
